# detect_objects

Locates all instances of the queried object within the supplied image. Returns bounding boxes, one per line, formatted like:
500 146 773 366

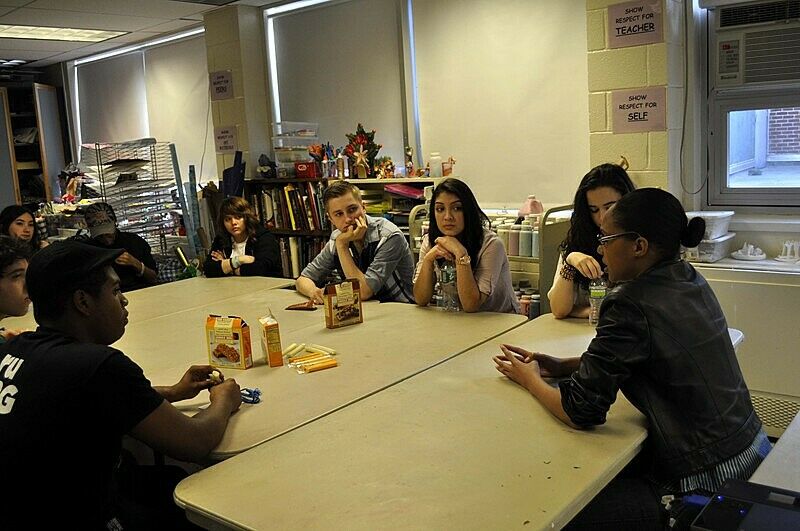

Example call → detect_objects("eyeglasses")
597 231 640 246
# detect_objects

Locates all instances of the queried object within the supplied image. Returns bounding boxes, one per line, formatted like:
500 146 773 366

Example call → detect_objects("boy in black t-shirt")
82 202 159 291
0 240 242 529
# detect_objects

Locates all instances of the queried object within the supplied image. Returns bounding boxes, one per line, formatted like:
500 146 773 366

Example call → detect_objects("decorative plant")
344 123 382 178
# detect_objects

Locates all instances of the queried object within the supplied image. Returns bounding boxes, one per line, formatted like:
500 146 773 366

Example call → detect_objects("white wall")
145 36 217 183
412 0 590 207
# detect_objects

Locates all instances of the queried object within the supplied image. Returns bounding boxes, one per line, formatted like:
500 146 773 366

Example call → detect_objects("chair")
537 204 573 315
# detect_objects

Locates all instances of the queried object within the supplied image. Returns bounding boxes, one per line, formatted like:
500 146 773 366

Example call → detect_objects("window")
705 2 800 209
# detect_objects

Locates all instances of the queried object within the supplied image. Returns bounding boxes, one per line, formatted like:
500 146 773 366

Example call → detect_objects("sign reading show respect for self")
608 0 663 49
611 87 666 133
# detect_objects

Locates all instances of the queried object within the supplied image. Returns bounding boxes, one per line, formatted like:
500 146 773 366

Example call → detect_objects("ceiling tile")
0 8 169 32
138 19 200 33
27 0 214 19
0 37 85 51
0 49 55 61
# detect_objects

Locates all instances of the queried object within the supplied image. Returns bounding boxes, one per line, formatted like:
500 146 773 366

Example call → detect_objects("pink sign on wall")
608 0 663 49
611 87 666 133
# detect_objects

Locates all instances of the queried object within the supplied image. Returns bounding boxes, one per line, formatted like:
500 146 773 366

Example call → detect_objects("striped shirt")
661 428 772 494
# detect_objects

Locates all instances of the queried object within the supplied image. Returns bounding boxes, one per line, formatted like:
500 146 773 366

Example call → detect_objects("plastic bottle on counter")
519 221 533 257
497 224 511 251
530 293 541 319
429 152 443 178
518 195 544 218
520 295 531 317
508 224 522 256
530 228 540 259
588 276 608 326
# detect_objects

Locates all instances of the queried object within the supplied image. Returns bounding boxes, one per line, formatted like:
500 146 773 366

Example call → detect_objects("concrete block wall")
204 6 272 179
586 0 684 190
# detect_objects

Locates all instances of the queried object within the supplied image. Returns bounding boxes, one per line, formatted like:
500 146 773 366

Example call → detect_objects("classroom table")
147 300 527 459
2 276 293 331
750 412 800 492
174 315 649 530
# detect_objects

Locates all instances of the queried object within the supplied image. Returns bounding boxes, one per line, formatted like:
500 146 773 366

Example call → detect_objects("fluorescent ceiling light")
266 0 333 16
0 24 125 42
74 27 204 66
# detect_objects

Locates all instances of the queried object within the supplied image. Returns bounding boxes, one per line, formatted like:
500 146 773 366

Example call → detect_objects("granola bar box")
323 279 363 329
206 315 253 370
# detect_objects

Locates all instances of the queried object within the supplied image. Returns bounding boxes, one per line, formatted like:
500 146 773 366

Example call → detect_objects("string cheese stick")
306 343 336 355
281 343 298 356
299 359 338 373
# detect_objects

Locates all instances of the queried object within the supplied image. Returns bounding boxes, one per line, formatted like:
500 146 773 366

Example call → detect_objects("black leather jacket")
204 226 282 277
559 259 762 480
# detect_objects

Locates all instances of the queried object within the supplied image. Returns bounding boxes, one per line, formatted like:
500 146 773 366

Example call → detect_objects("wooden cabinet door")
0 87 20 204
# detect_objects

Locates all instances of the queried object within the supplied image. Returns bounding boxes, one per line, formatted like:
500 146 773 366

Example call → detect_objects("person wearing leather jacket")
494 188 769 530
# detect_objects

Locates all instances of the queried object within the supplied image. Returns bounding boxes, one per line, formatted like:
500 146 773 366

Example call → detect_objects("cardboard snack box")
323 279 363 329
259 312 284 367
206 315 253 370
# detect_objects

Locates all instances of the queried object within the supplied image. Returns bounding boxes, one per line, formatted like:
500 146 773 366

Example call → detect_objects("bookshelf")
243 177 330 279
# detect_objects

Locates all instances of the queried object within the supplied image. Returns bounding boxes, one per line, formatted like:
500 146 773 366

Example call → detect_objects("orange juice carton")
323 279 363 329
259 310 284 367
206 315 253 370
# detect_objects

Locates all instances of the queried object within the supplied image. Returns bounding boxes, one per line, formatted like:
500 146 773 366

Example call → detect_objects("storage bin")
683 232 736 263
274 147 311 163
272 121 318 138
685 211 734 240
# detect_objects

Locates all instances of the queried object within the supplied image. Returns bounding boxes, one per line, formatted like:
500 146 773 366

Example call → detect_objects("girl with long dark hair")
0 205 48 253
413 178 519 313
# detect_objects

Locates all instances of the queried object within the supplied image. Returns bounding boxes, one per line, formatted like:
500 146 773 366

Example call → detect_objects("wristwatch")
457 254 471 266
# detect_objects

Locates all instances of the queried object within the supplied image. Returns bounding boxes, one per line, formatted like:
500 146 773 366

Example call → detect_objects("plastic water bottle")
438 261 460 311
588 276 608 326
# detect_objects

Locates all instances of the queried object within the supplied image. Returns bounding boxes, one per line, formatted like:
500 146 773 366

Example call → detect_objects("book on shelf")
283 186 298 230
384 183 424 200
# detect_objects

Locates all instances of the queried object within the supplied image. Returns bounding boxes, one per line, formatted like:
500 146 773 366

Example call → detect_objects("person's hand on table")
210 378 242 413
496 344 571 379
170 364 222 401
309 287 325 305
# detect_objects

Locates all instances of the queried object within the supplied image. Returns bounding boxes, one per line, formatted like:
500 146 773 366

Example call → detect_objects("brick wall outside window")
768 107 800 154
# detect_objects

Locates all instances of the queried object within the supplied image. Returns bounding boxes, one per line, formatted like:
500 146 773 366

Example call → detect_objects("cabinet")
0 83 66 206
243 177 330 278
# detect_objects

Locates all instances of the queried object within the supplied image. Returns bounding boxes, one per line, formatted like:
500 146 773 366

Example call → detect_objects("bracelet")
230 255 241 269
137 261 145 277
559 263 577 281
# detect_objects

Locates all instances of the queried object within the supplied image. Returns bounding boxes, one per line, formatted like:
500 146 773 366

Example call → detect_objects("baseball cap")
82 202 117 238
26 240 122 306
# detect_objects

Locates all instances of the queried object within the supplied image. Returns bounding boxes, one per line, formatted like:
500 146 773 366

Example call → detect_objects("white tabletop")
149 302 527 458
174 315 648 530
750 412 800 492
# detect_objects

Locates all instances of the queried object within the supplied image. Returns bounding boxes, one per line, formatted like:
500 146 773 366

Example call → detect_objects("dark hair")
217 197 259 242
0 205 42 250
560 163 636 286
610 188 705 261
322 180 361 208
33 265 109 322
0 235 29 276
428 178 490 268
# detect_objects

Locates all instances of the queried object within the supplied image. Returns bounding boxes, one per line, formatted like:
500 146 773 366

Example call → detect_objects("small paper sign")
611 87 666 133
210 70 233 101
608 0 663 49
214 126 237 153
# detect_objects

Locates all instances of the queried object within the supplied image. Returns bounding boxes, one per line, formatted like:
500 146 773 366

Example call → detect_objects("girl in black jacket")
204 197 281 277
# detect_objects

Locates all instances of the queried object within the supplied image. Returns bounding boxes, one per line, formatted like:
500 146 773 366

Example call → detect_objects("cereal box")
206 315 253 370
259 311 284 367
323 279 363 329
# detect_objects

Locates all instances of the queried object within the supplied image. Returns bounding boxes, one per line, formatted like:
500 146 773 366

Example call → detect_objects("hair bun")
681 217 705 248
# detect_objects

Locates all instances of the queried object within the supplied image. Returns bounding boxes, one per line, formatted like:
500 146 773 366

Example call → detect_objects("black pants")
110 451 200 530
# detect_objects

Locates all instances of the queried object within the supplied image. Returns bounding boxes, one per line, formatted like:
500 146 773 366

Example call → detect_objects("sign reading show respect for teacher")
611 87 666 133
608 0 663 49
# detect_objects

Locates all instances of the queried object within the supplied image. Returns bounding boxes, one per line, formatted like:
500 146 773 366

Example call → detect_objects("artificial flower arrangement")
344 123 382 178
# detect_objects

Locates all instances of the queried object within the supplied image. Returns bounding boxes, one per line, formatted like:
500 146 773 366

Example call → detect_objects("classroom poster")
210 70 233 101
608 0 663 49
611 87 666 133
214 126 237 153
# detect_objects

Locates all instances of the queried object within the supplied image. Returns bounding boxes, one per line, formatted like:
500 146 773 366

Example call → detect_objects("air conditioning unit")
707 0 800 88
